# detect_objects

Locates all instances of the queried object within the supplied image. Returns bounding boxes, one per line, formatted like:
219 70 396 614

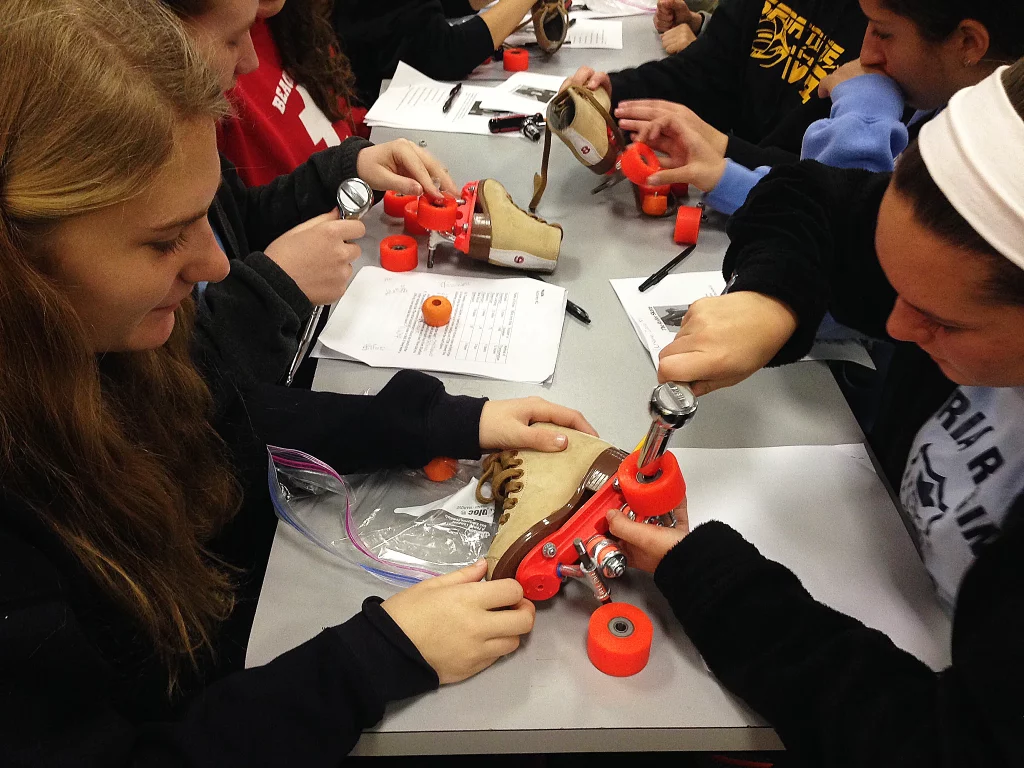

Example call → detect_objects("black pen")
442 82 462 114
535 276 591 324
638 244 697 292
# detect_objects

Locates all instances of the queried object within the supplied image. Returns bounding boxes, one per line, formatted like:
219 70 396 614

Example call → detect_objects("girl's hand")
478 397 597 453
356 139 457 200
382 561 536 684
606 504 689 573
657 292 798 396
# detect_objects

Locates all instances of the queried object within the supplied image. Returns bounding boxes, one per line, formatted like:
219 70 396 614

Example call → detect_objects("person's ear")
956 19 991 67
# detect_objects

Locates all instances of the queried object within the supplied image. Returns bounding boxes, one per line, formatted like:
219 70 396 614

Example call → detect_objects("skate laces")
476 451 525 508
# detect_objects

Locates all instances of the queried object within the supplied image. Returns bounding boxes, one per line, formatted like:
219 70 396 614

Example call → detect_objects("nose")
183 221 230 286
886 297 934 346
859 27 886 68
236 32 259 79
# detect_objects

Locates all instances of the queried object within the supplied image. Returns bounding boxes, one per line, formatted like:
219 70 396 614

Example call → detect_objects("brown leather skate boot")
531 0 569 53
478 424 628 580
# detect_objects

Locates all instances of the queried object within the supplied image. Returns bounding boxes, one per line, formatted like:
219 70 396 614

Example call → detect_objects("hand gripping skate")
417 179 563 272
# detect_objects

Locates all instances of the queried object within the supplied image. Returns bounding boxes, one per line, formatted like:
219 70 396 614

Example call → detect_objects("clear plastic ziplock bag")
267 446 498 587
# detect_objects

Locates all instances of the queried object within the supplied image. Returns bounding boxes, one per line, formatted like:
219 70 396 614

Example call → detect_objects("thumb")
423 559 488 588
289 208 341 235
607 508 671 550
647 166 692 186
517 424 570 453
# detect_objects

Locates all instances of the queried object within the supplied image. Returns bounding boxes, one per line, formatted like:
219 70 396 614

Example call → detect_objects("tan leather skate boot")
478 424 628 580
530 86 628 211
531 0 569 53
466 179 563 272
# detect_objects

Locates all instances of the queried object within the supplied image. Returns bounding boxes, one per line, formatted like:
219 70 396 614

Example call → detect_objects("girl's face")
45 119 229 353
877 186 1024 387
858 0 983 110
185 0 260 91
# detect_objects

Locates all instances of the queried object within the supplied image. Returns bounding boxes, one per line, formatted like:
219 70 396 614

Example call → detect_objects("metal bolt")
542 542 557 558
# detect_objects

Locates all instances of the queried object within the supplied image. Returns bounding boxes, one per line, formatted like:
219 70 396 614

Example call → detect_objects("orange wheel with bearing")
503 47 529 72
619 142 661 186
384 190 416 218
587 602 653 677
422 295 453 327
417 194 458 231
673 205 702 245
616 450 686 520
379 235 418 272
404 199 428 236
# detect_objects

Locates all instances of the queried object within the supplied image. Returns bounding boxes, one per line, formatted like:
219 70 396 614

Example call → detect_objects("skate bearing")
424 456 459 482
379 235 418 272
422 295 453 327
673 206 702 245
587 602 653 677
404 199 428 236
616 450 686 520
417 194 459 231
503 47 529 72
384 190 416 218
619 142 661 186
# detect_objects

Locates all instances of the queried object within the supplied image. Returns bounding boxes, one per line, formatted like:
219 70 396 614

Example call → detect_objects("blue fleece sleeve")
704 159 770 215
801 74 909 172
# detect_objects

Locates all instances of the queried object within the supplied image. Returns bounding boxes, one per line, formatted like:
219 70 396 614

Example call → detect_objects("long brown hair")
0 0 240 688
269 0 360 124
893 60 1024 306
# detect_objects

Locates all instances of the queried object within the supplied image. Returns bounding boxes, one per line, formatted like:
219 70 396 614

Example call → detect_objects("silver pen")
284 177 374 386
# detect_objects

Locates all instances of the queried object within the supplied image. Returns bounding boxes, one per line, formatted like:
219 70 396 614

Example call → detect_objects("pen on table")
535 276 591 324
638 244 697 293
441 82 462 114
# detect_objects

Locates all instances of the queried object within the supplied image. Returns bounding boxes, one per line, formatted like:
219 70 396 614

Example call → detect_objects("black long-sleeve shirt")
608 0 866 169
332 0 495 107
659 160 1024 764
0 367 487 767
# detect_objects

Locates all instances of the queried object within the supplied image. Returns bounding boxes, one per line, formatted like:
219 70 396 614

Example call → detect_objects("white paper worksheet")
611 272 876 369
363 63 515 136
315 268 567 383
479 72 567 115
505 18 624 49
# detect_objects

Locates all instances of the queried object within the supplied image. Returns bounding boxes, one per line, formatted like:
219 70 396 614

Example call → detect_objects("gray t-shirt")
900 385 1024 608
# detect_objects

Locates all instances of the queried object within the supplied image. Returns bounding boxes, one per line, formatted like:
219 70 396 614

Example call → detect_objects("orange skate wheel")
404 199 428 236
417 194 459 231
619 142 661 186
383 190 416 218
424 457 459 482
379 235 418 272
587 602 653 677
503 47 529 72
641 194 669 217
616 450 686 520
673 205 702 245
422 295 453 327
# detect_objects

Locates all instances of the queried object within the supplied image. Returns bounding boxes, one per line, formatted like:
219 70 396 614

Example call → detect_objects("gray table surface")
245 14 951 756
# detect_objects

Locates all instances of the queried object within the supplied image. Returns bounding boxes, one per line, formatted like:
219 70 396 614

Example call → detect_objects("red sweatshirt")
217 18 370 187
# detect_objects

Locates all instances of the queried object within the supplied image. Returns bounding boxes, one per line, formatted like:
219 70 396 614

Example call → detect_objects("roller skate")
518 0 569 54
480 382 698 675
384 180 563 273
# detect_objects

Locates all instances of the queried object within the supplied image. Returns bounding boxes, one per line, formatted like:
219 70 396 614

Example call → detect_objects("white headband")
918 66 1024 271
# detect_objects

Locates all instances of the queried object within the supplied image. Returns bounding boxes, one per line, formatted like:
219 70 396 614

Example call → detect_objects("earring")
963 58 974 67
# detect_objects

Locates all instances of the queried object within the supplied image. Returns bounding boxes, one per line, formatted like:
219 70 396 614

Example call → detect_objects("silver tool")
284 178 374 387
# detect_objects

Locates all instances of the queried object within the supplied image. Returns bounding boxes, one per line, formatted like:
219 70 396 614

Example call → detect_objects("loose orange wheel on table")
619 142 661 186
422 295 453 327
404 199 428 236
383 190 416 218
379 235 419 272
417 194 459 231
673 205 702 245
423 457 459 482
503 47 529 72
616 450 686 520
587 602 653 677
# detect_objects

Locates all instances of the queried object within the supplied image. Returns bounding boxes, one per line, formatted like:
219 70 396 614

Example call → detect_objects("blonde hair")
0 0 240 691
